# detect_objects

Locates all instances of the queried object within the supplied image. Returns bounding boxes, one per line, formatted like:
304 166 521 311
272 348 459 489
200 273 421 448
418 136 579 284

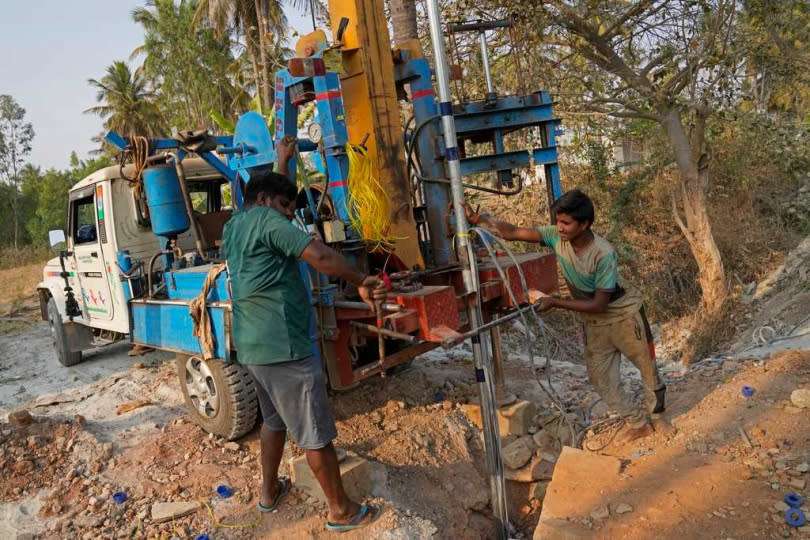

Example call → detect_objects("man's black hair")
552 189 595 228
243 170 297 205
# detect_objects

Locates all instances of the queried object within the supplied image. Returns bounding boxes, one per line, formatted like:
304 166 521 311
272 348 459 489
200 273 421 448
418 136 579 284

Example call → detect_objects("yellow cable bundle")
345 143 396 252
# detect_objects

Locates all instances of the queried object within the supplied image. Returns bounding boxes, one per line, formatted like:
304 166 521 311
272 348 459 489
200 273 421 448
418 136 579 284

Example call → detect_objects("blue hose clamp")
785 492 803 509
786 508 806 527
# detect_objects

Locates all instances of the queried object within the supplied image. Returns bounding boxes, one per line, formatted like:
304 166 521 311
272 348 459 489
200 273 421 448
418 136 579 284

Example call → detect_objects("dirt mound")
732 236 810 352
536 350 810 539
0 413 87 502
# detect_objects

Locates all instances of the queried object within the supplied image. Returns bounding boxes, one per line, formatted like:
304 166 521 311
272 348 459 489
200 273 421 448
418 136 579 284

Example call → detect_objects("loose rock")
590 506 610 520
790 388 810 408
615 503 633 515
502 437 534 470
8 410 33 427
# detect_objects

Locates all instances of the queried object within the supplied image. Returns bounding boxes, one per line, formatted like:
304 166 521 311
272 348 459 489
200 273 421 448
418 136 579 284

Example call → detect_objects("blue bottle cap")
216 485 233 498
433 391 444 402
786 508 806 527
785 492 803 509
112 492 127 504
741 386 755 398
194 535 210 540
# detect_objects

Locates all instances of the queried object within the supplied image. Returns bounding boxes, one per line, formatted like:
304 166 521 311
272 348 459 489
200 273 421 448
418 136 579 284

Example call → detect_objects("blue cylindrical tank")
143 165 190 236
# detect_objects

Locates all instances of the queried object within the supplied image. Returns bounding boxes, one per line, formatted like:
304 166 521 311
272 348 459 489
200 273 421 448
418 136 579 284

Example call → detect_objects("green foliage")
2 154 114 248
132 0 248 130
85 61 164 138
0 95 35 249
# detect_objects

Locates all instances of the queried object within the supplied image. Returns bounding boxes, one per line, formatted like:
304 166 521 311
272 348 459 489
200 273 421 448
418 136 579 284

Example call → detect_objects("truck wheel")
47 297 82 367
176 355 258 440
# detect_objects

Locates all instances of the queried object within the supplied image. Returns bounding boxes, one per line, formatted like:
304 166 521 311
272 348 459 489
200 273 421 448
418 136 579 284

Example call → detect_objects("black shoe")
652 385 666 414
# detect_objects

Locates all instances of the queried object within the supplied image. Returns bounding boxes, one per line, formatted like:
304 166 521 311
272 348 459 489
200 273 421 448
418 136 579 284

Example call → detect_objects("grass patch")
0 318 36 335
0 246 52 270
0 262 47 316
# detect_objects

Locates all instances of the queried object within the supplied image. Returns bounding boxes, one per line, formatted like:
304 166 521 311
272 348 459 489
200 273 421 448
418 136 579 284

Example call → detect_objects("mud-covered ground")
1 235 809 539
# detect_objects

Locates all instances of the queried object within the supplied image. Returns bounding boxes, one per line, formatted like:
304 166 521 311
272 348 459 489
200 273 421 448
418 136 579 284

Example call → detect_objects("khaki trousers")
584 307 663 427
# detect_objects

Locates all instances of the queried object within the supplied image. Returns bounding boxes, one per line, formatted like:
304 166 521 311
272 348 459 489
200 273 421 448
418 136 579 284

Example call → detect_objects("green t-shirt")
538 226 642 325
223 206 314 364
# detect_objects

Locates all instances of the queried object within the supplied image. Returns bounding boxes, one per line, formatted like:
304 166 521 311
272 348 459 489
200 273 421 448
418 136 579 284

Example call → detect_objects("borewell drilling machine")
39 2 563 535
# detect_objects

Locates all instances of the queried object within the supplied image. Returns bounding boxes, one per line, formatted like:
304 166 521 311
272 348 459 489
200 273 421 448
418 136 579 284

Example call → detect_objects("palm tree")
389 0 418 44
132 0 246 129
195 0 314 112
84 61 164 137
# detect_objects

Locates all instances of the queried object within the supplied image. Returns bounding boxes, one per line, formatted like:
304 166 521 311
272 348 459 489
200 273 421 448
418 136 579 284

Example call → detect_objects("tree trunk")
660 107 726 314
244 29 262 106
254 0 273 113
389 0 419 44
11 195 18 250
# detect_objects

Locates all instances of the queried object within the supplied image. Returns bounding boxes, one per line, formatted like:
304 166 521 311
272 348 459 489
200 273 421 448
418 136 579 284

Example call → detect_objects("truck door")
69 183 115 322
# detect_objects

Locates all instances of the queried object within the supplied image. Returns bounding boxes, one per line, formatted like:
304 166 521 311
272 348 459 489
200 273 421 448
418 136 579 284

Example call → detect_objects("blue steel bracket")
452 96 560 139
459 147 559 176
103 131 237 182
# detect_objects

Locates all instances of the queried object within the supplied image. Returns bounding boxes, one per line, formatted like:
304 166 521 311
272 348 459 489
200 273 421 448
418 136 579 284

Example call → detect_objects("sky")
0 1 311 172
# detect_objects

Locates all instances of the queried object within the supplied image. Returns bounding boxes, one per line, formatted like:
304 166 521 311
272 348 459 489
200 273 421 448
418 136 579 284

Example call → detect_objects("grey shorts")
246 356 337 450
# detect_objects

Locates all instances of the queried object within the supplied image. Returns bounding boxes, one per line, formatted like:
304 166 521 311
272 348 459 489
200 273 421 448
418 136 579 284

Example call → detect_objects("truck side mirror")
48 229 66 251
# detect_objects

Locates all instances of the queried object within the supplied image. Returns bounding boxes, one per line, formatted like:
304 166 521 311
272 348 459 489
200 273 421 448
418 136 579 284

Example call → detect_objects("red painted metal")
324 253 558 389
395 285 461 341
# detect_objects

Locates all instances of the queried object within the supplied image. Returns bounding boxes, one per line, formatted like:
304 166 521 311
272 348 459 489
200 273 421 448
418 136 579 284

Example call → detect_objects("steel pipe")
349 321 418 343
333 301 405 312
425 1 509 537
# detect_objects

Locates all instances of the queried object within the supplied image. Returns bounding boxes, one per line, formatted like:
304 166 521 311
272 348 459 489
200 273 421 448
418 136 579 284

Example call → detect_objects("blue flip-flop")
257 477 291 513
325 503 382 532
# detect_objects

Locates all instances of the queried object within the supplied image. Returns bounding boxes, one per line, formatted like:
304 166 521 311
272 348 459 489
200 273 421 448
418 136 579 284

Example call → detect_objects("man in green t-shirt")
464 189 666 443
223 141 384 531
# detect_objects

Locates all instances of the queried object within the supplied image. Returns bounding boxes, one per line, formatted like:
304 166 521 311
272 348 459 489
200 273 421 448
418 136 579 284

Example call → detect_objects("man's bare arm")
461 202 542 242
535 289 612 314
300 240 366 285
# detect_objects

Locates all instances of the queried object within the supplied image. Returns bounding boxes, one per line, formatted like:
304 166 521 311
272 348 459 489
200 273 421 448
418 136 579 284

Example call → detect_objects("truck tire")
176 355 258 440
47 297 83 367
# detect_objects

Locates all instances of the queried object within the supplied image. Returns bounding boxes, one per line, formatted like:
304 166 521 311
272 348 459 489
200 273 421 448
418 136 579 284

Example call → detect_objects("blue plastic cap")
194 535 210 540
112 492 127 504
741 386 755 398
433 391 445 402
786 508 806 527
216 485 233 498
785 492 803 509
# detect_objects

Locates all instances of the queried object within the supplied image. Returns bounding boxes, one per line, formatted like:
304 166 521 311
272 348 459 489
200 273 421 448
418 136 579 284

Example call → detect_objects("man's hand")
459 201 483 224
276 136 297 168
535 296 557 313
358 275 388 313
529 289 557 313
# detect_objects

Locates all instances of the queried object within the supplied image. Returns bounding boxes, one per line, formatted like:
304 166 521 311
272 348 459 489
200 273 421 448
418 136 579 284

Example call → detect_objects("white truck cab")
38 159 230 365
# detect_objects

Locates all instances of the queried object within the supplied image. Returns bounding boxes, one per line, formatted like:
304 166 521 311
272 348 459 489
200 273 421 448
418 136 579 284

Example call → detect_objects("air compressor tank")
143 165 190 236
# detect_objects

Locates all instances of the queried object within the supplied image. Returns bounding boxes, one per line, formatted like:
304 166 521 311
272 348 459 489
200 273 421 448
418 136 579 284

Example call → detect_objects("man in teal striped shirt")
465 189 666 443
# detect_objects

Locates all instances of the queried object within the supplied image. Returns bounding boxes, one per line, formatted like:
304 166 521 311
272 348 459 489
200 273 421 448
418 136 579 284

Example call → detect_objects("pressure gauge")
307 122 323 144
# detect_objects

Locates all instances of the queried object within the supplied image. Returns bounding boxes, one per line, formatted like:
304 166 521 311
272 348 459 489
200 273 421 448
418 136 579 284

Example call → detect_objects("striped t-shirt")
538 226 642 325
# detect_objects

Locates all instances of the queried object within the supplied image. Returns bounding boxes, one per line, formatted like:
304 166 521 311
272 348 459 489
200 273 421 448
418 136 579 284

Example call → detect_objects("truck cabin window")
72 195 97 244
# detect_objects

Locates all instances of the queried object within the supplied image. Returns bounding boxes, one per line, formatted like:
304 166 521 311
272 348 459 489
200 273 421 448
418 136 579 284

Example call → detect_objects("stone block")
151 501 202 523
505 455 556 482
503 437 535 470
289 453 386 503
534 447 622 540
460 400 537 436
